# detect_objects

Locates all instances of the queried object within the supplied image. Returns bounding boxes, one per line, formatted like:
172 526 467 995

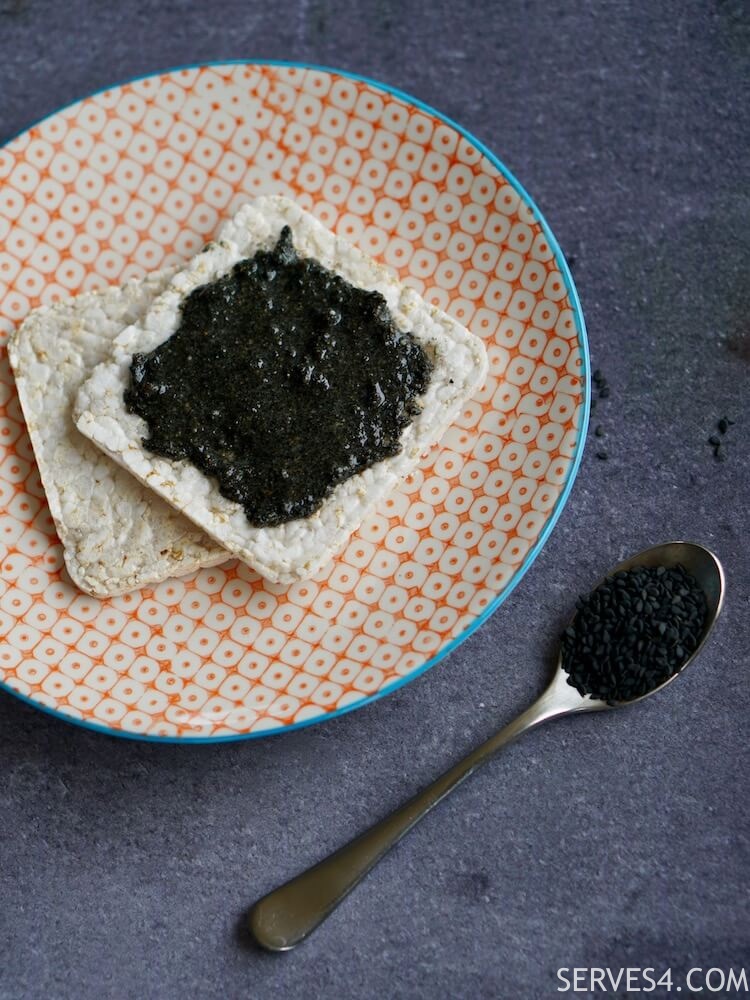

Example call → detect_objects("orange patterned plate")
0 62 589 742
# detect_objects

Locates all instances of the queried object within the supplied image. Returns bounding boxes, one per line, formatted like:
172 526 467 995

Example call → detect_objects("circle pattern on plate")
0 63 586 739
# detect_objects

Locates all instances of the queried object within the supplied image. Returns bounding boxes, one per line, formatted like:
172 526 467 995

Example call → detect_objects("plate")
0 61 589 741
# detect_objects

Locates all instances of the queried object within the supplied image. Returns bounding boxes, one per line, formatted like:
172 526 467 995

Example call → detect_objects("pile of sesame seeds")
561 564 707 703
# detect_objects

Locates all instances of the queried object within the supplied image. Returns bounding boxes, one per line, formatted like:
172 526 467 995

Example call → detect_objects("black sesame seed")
593 369 602 383
596 449 608 460
718 418 729 435
594 425 604 437
599 387 610 399
560 564 707 703
708 435 721 447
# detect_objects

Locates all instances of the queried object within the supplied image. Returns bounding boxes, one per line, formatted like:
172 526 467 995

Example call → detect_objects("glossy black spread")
125 227 433 527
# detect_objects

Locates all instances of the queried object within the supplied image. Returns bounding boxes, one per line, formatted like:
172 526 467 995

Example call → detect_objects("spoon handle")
249 688 567 951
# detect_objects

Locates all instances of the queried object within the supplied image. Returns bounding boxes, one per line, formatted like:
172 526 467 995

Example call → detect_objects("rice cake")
8 274 229 597
74 196 489 585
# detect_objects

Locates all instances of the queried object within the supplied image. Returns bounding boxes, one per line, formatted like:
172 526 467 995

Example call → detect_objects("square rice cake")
74 196 488 585
8 273 229 597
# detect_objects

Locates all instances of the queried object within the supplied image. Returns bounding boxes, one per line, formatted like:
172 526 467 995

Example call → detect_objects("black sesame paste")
125 226 433 527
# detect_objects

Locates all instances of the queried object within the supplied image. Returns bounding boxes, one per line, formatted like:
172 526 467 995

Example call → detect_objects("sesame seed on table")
0 2 747 999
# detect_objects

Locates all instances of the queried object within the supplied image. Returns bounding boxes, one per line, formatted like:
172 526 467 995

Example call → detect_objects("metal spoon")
248 541 724 952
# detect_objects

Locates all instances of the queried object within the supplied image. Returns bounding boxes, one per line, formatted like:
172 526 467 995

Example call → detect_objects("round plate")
0 61 589 742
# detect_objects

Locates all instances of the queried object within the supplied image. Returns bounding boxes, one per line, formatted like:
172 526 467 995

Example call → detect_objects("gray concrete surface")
0 1 748 997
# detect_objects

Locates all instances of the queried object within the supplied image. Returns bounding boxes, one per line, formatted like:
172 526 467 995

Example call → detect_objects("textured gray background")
0 1 748 998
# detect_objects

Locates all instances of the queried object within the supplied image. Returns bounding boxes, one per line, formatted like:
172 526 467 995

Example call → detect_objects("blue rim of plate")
0 59 590 744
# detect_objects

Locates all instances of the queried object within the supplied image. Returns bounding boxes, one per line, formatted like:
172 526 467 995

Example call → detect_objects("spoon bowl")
249 541 725 951
574 540 725 709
